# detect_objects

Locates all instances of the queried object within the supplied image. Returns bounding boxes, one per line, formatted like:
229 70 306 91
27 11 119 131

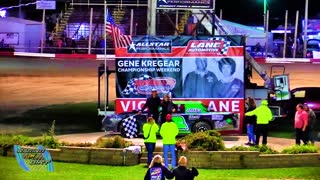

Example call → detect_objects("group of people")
140 89 179 166
139 89 177 125
294 103 317 145
143 114 178 168
244 97 317 146
183 57 244 98
140 89 199 179
244 97 273 146
144 155 198 180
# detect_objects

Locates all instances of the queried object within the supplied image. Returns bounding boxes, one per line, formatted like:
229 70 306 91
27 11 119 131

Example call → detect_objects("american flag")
106 10 132 48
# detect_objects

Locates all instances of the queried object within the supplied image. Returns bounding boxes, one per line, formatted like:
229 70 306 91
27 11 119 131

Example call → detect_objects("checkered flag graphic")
122 74 152 95
221 41 231 55
208 37 231 55
122 115 138 138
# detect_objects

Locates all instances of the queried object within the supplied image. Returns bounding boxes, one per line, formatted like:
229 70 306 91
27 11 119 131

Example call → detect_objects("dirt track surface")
1 57 320 118
0 57 115 117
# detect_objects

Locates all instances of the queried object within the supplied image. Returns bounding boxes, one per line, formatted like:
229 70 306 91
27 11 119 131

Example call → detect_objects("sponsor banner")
116 98 244 114
116 98 244 132
115 36 242 58
116 56 244 99
116 58 182 98
157 0 214 9
127 40 172 53
36 0 56 10
116 36 244 99
115 35 244 132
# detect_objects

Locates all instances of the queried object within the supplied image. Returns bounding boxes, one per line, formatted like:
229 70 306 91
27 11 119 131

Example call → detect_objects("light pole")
263 0 267 32
303 0 308 58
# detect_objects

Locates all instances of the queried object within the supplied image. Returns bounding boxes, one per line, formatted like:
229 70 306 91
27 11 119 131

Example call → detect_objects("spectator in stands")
0 39 4 48
213 58 244 98
160 94 177 125
56 38 63 53
255 42 262 52
79 36 85 40
172 156 198 180
144 155 174 180
303 104 317 144
245 100 273 146
160 114 179 169
295 104 309 145
245 97 257 146
143 117 159 166
71 39 77 54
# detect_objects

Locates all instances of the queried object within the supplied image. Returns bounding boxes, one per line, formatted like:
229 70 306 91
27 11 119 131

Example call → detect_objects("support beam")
303 0 308 58
283 10 288 58
163 11 180 35
293 11 299 58
190 12 209 35
147 0 156 35
88 8 93 54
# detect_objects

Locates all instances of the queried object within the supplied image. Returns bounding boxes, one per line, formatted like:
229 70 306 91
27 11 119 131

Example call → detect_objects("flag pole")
104 1 108 114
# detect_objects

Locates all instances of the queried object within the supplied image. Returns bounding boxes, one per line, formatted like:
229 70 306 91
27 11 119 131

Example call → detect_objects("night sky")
216 0 320 27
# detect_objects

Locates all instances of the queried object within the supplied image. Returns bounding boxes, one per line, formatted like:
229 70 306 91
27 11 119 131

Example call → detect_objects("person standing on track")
139 88 161 123
245 100 273 146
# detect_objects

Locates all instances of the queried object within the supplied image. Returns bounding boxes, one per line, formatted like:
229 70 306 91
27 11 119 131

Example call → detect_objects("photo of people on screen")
183 58 218 98
213 58 244 98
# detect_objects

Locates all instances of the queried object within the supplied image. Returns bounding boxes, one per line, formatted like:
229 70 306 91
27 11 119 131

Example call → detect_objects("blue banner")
157 0 214 9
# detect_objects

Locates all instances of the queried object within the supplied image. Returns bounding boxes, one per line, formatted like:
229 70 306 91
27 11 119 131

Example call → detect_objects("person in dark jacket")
303 104 317 144
140 88 161 123
183 58 218 98
172 156 198 180
244 97 257 146
144 154 174 180
160 94 177 125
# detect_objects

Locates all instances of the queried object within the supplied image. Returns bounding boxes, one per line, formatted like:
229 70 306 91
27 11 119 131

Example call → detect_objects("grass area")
0 102 115 136
0 157 320 180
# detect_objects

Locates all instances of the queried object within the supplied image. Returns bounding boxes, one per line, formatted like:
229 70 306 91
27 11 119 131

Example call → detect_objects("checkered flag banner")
208 37 231 55
122 74 152 95
221 41 231 55
122 114 138 138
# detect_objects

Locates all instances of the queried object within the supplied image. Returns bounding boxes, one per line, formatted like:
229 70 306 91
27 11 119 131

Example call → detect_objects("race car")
102 101 239 136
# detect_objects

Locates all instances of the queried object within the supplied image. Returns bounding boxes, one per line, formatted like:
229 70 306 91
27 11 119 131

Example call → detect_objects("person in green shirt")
245 99 273 145
160 114 179 169
143 117 159 165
